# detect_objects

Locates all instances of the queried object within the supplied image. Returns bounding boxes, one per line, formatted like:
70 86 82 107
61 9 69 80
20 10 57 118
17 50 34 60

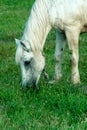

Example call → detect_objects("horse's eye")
24 61 31 66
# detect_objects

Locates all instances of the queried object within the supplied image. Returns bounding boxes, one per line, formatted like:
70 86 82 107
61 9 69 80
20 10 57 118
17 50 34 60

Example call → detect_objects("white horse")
15 0 87 88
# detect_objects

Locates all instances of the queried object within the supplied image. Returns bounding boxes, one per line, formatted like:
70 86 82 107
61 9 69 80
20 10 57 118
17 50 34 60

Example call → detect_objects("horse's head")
15 39 45 88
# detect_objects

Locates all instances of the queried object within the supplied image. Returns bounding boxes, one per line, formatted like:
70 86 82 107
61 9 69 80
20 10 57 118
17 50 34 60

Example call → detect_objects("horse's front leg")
49 30 66 84
65 27 80 84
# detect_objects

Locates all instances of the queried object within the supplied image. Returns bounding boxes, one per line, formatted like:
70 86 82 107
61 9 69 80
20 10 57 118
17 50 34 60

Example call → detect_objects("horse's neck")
21 0 51 51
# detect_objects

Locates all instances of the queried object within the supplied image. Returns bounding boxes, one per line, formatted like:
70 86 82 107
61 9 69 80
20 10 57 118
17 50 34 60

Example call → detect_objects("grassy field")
0 0 87 129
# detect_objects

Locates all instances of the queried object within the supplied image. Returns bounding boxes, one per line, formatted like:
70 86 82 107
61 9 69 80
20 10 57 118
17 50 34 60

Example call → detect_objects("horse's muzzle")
22 79 38 90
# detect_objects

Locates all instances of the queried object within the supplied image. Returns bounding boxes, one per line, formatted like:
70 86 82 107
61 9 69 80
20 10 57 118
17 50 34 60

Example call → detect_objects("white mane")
21 0 51 52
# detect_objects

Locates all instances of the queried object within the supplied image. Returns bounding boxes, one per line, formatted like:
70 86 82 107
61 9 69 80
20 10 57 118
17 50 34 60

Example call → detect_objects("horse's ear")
15 39 26 48
15 39 31 52
15 39 20 46
20 41 31 52
20 41 27 50
15 39 23 64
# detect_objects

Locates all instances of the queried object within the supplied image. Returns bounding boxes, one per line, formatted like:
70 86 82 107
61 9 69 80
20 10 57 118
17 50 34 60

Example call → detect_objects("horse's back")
49 0 87 30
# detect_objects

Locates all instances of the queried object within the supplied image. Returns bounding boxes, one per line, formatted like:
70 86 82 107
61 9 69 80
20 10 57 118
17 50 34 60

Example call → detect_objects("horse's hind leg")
49 29 66 84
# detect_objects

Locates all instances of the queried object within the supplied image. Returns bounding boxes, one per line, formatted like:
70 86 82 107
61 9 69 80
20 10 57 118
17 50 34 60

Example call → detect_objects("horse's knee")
54 53 62 63
71 54 79 68
69 50 78 66
70 52 80 83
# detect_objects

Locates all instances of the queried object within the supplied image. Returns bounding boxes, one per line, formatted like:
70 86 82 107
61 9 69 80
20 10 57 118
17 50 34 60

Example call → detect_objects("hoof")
78 86 87 95
72 77 80 84
48 75 62 84
48 80 56 84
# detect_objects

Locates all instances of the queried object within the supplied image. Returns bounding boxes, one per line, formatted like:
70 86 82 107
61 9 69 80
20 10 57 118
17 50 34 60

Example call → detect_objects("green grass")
0 0 87 129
